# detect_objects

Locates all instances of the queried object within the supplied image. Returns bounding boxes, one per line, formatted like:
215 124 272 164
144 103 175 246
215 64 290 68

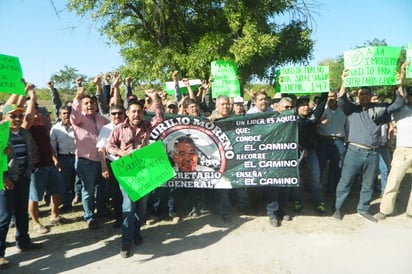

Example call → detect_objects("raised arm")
173 70 182 105
22 84 36 129
111 73 122 106
94 75 109 115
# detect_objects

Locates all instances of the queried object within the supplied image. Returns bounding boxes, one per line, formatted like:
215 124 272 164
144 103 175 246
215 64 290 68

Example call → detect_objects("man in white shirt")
375 87 412 220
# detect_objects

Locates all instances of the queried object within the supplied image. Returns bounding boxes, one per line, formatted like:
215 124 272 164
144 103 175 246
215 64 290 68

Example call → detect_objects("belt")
318 135 345 141
58 153 75 157
349 143 378 152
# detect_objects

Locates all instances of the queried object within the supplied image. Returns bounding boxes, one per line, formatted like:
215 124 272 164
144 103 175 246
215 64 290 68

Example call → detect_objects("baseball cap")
295 96 310 107
233 96 244 104
3 104 25 114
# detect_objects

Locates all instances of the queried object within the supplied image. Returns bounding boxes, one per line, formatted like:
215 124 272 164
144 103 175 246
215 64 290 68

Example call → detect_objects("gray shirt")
338 91 404 147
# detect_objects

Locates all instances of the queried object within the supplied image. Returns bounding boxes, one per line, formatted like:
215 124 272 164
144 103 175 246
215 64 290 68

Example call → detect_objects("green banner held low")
343 46 402 87
0 54 25 95
0 121 10 190
110 141 176 201
211 60 240 98
406 43 412 79
275 66 330 93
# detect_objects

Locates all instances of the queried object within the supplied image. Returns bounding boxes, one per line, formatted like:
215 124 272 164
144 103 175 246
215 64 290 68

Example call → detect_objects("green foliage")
67 0 316 84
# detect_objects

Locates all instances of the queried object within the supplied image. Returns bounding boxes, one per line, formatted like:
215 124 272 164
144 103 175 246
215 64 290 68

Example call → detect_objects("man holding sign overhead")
106 90 164 258
332 64 405 223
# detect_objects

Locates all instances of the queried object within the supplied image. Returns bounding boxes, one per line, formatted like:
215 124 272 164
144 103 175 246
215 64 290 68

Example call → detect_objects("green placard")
343 46 402 87
275 66 330 93
0 54 25 95
406 43 412 79
211 60 240 98
0 121 10 190
110 141 175 201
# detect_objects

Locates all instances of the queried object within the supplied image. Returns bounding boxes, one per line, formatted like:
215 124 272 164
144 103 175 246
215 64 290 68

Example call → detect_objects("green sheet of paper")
110 141 176 201
0 54 25 95
343 46 402 87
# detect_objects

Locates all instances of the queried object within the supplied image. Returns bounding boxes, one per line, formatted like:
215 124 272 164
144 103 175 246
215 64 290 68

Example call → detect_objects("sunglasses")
283 106 292 109
110 112 124 116
9 113 24 119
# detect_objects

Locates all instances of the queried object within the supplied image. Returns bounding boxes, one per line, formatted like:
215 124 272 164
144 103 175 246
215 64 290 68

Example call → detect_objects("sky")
1 0 411 88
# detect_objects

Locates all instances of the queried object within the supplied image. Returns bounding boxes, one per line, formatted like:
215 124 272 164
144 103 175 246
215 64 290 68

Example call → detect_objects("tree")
50 65 88 103
67 0 318 84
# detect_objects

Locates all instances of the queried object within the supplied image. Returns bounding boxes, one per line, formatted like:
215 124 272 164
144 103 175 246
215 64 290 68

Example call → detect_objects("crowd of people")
0 63 411 266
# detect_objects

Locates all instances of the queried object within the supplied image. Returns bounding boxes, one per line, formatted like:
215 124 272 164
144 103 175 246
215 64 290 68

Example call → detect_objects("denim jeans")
75 158 107 221
317 139 346 194
58 155 76 207
120 186 148 245
293 149 324 206
335 144 379 213
265 187 291 217
376 146 391 195
218 189 231 216
0 176 31 256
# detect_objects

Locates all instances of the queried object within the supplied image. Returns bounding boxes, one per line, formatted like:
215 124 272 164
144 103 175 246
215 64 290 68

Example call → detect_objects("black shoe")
332 209 342 220
269 216 280 227
134 234 143 246
120 244 131 258
88 219 98 230
357 212 377 223
17 242 43 252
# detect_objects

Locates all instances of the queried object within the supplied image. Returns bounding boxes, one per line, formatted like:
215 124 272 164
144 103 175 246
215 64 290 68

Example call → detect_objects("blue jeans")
0 176 32 256
377 146 391 195
58 155 76 207
317 138 346 194
293 149 323 206
265 187 290 218
75 158 107 221
120 186 148 245
29 165 65 201
335 144 379 213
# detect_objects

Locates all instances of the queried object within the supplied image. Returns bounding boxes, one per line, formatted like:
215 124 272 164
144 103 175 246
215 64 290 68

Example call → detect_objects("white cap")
233 96 244 104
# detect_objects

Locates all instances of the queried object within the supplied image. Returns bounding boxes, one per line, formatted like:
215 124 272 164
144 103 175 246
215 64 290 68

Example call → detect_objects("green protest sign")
275 66 330 93
406 43 412 79
164 79 202 95
0 121 10 190
343 46 402 87
0 54 25 95
110 141 175 201
211 60 240 98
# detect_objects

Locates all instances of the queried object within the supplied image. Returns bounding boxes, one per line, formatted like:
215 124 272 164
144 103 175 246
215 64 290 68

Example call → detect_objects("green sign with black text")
343 46 402 87
0 54 25 95
275 66 330 93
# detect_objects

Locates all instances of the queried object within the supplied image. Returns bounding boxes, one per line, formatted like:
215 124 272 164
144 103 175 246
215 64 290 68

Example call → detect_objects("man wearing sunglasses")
0 85 42 269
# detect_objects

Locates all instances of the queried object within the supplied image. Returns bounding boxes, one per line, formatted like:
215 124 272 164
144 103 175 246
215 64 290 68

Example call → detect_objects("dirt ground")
5 175 412 274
